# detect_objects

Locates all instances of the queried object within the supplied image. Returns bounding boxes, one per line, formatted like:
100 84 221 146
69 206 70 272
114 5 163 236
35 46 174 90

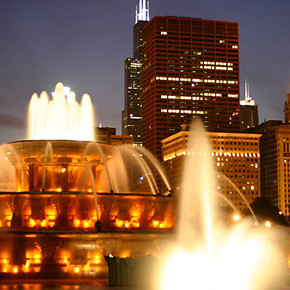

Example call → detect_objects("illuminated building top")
240 80 256 106
135 0 150 23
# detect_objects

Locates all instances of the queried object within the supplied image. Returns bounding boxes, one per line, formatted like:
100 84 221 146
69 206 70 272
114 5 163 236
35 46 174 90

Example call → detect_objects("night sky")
0 0 289 144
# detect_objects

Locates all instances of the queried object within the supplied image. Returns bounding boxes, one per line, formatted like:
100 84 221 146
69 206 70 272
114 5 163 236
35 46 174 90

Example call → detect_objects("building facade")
122 58 143 146
142 16 240 159
122 1 150 146
247 120 290 221
162 129 261 212
240 80 258 131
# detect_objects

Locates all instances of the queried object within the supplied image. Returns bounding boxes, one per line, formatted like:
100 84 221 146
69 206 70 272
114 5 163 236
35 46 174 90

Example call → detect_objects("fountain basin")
3 140 113 192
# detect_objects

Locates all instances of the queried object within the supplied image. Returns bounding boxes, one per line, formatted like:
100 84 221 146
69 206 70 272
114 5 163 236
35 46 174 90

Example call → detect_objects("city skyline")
0 0 290 144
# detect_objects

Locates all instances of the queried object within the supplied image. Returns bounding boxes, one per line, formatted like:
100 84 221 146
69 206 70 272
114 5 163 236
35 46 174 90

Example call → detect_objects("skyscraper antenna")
245 79 250 100
135 0 150 23
135 5 138 24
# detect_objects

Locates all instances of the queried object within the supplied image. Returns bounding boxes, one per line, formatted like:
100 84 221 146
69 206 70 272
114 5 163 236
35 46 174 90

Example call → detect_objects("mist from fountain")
160 119 286 290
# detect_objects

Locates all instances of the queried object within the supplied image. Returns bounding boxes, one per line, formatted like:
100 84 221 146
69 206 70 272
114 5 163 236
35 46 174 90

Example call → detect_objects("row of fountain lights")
232 213 272 228
0 251 104 275
0 210 272 230
0 207 171 230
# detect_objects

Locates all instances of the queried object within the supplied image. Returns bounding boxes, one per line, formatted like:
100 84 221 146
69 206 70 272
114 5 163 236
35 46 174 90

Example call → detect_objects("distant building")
142 16 240 159
96 127 116 144
122 0 150 146
284 93 290 123
96 127 133 145
110 135 133 146
247 120 290 221
162 126 261 212
240 80 258 131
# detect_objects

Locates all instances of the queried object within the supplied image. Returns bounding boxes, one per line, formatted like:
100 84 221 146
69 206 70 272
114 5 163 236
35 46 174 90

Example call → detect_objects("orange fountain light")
152 219 170 229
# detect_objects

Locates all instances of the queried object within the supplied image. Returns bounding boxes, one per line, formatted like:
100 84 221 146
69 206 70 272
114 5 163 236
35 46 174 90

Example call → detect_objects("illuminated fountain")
0 83 288 286
0 83 175 279
159 119 289 290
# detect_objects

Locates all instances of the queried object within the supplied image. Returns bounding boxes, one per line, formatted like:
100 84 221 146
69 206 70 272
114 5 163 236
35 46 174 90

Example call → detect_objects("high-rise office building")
122 58 143 145
142 16 240 158
240 80 258 131
122 1 150 146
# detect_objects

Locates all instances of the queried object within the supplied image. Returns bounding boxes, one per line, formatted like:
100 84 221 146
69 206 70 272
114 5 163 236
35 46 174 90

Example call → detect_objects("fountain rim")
0 191 174 198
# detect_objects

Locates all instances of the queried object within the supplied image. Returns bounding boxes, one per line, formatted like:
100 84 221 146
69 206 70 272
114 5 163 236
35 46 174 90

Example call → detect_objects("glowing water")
27 82 95 141
178 120 216 253
160 119 285 290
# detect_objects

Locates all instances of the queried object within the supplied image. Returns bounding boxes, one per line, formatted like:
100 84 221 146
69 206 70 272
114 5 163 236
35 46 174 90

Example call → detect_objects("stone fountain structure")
0 83 175 279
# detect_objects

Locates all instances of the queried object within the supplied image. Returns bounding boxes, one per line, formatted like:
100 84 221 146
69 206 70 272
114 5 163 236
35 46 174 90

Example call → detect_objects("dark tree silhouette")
248 197 288 226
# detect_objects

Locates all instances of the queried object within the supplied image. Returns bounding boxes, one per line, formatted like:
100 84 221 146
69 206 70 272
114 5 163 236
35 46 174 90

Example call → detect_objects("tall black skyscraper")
122 1 149 146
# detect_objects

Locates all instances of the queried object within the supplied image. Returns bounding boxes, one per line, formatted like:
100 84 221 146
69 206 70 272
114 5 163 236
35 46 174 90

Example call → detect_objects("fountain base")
105 254 158 288
0 231 173 279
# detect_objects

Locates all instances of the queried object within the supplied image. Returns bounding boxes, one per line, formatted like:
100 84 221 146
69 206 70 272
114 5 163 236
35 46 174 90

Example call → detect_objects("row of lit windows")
160 108 207 115
212 152 259 157
160 94 223 100
158 92 238 99
155 76 238 85
200 65 234 71
201 61 233 66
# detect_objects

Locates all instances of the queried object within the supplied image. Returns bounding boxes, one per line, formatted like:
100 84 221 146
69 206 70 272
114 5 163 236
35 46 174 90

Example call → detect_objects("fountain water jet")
159 119 288 290
116 144 171 195
27 82 95 141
